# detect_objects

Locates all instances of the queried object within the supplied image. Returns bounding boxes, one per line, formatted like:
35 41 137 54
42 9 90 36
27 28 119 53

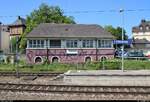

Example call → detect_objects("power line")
0 15 27 18
64 9 150 13
0 9 150 18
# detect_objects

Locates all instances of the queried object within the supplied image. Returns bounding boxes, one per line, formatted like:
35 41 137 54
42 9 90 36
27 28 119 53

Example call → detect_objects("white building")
132 19 150 56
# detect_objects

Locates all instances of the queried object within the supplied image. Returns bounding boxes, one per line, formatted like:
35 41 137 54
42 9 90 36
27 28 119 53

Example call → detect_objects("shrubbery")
0 58 150 72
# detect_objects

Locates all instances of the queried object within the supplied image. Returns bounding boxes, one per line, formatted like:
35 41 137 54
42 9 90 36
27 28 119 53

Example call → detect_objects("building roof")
26 23 114 38
133 38 150 44
1 25 9 32
9 16 26 27
132 19 150 33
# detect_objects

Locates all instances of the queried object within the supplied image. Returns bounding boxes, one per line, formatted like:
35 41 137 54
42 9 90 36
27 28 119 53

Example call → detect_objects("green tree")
104 25 128 40
104 25 129 49
20 3 75 50
10 37 17 53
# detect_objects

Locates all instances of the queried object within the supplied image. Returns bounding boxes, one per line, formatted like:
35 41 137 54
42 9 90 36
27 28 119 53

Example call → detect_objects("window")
85 57 91 63
35 57 43 64
101 56 107 61
41 40 44 48
50 40 61 48
28 40 45 48
146 26 149 30
29 40 32 48
82 40 93 48
98 40 112 48
66 40 78 48
140 26 143 30
33 40 36 48
52 57 59 63
37 40 40 48
45 40 49 48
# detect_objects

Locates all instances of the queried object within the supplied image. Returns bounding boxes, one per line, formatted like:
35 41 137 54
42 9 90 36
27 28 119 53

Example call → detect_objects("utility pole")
16 36 19 78
119 9 124 72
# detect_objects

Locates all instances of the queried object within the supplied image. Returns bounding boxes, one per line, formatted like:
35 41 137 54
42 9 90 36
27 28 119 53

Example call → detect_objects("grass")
0 59 150 72
124 60 150 70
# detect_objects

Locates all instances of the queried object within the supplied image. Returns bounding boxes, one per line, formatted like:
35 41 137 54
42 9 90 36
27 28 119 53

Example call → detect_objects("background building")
8 16 26 53
0 23 10 53
132 19 150 56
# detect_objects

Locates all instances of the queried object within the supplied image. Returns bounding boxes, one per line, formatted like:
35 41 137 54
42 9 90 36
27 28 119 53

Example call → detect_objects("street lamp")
119 9 124 71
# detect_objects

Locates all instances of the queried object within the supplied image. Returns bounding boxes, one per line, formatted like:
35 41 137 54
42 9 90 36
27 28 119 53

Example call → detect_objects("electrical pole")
16 36 19 78
120 9 124 72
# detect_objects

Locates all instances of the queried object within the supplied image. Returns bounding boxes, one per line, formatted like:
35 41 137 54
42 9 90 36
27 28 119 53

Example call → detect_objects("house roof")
133 38 150 44
132 19 150 33
9 16 26 27
26 23 114 38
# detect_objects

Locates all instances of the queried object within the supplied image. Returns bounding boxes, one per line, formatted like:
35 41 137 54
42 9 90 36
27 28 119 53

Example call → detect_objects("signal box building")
26 23 114 64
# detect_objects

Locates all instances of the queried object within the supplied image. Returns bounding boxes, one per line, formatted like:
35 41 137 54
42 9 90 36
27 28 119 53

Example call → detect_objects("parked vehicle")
115 50 145 57
115 50 128 57
128 51 144 57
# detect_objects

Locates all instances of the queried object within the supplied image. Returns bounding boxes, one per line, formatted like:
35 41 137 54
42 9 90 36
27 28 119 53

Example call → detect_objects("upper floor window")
66 40 78 48
29 40 44 48
82 40 93 48
98 40 112 48
49 40 61 48
140 26 143 30
146 26 149 30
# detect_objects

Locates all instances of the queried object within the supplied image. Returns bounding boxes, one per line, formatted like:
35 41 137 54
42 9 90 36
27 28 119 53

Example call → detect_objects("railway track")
0 72 63 77
0 83 150 94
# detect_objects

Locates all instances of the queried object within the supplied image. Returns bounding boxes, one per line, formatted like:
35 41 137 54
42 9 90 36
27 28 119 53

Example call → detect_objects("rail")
0 83 149 94
0 72 63 76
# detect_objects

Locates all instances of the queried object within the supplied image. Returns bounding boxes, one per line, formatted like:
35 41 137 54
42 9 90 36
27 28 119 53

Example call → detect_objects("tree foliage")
104 25 129 48
104 25 128 40
10 37 17 53
20 3 76 50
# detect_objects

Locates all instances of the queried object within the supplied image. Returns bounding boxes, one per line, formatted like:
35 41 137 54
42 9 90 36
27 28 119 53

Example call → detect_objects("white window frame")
66 40 78 48
28 39 45 48
49 40 61 48
82 40 94 48
98 39 112 48
146 26 149 30
140 26 143 30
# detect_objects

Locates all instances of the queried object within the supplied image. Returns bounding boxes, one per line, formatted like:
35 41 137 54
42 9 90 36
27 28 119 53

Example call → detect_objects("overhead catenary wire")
0 9 150 18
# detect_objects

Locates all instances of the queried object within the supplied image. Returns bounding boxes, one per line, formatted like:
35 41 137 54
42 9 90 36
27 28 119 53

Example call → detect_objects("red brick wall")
26 48 115 64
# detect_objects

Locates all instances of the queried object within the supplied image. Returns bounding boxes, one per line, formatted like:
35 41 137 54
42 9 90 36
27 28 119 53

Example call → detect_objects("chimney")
18 16 21 20
141 19 146 23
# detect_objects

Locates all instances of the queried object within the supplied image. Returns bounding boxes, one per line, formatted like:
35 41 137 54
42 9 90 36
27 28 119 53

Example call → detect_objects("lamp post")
16 36 19 78
119 9 124 71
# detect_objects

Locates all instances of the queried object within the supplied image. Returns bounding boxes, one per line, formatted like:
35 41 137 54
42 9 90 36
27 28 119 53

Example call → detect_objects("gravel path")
0 76 63 84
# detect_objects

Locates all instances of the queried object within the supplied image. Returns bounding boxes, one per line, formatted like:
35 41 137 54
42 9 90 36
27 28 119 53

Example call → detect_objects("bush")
6 56 11 64
98 60 121 70
124 60 150 70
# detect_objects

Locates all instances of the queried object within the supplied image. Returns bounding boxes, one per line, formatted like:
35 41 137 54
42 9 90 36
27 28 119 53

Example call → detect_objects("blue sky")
0 0 150 38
